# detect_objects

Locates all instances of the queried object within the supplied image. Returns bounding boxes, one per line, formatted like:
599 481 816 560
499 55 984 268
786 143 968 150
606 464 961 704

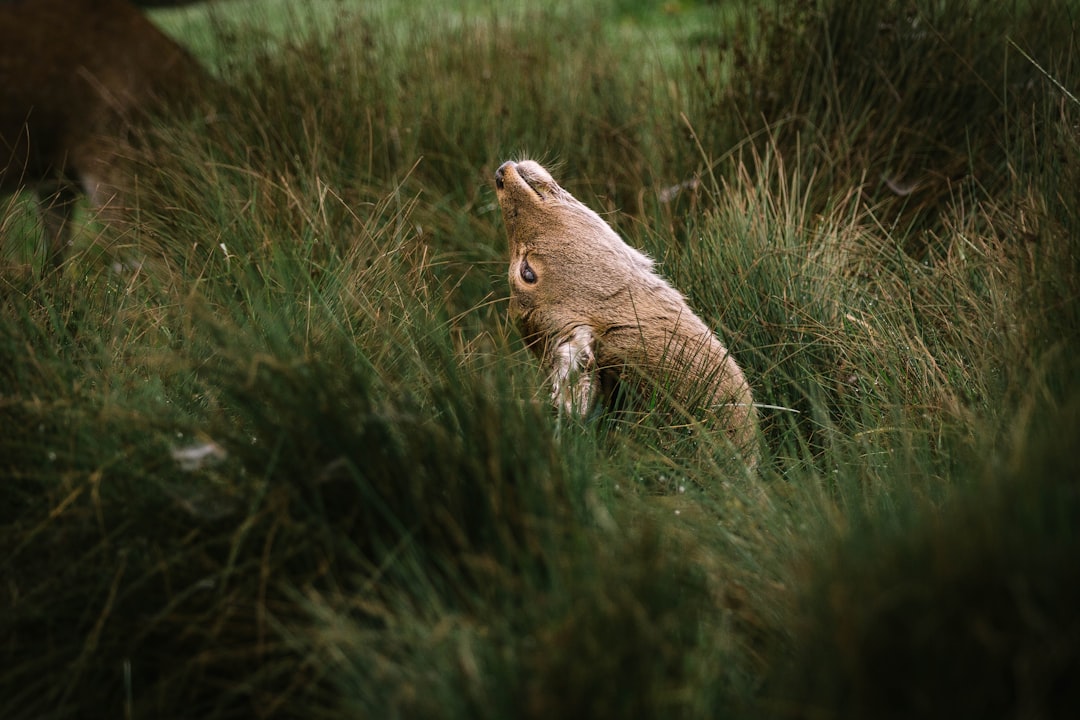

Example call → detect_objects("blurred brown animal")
0 0 207 274
494 159 758 459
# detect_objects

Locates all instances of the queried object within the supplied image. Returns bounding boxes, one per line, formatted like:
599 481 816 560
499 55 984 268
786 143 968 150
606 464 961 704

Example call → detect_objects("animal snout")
495 160 516 190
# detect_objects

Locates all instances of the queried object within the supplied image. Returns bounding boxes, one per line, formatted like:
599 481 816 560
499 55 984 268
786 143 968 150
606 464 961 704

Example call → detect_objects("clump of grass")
765 380 1080 720
294 514 735 719
690 0 1079 244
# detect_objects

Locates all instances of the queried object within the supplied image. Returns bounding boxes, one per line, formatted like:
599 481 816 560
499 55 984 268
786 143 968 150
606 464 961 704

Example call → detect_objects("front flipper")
550 325 598 417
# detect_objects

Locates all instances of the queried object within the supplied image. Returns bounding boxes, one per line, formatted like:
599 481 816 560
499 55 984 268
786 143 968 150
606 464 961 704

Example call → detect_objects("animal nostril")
495 161 515 190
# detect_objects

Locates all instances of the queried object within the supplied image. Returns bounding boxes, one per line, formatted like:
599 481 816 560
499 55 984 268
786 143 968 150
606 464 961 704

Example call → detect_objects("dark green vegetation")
2 0 1078 717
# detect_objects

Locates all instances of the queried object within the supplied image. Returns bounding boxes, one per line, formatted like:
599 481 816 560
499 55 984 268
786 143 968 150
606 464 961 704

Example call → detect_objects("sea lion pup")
494 159 757 459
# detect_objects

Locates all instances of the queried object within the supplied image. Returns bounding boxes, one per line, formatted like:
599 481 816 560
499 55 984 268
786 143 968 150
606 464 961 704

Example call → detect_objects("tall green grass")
2 0 1077 717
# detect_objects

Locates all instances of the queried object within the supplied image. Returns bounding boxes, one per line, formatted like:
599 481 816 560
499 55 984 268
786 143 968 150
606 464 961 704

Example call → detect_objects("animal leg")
37 182 79 274
550 325 598 417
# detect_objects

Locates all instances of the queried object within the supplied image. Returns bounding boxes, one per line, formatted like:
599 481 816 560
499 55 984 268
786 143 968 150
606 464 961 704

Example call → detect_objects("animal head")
493 159 657 346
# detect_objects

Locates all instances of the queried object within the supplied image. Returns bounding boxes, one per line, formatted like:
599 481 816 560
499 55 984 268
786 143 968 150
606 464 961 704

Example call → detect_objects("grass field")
2 0 1079 717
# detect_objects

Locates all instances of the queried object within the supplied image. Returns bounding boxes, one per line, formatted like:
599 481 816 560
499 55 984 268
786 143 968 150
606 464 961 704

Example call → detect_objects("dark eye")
520 259 537 284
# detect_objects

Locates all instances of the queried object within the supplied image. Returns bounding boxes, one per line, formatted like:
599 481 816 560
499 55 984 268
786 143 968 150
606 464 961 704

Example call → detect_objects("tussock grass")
767 384 1080 719
1 0 1077 717
696 0 1080 246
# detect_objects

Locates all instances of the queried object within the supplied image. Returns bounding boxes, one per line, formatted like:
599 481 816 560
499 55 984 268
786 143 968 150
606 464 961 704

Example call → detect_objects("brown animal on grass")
494 159 758 460
0 0 208 274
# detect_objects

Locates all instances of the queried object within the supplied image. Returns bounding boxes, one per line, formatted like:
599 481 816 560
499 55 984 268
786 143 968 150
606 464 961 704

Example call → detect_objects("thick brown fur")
0 0 208 274
494 159 757 459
